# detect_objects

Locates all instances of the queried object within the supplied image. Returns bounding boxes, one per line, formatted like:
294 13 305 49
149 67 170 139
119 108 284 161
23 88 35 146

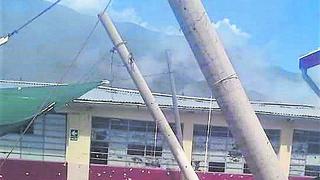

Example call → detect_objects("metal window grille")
90 117 179 169
290 130 320 177
192 124 280 173
0 113 66 162
243 163 251 174
208 162 225 172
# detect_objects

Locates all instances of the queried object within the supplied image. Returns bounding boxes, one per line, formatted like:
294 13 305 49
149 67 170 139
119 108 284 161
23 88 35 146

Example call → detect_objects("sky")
1 0 319 104
45 0 320 73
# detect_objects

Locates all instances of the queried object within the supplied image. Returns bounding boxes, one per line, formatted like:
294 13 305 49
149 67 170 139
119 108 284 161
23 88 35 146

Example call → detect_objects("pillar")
182 118 194 163
278 125 294 177
66 112 92 180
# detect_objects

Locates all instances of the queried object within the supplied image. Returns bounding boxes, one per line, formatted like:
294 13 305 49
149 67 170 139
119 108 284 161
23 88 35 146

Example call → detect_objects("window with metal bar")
208 162 225 172
290 130 320 177
305 165 320 177
0 113 66 161
90 141 108 164
192 124 280 173
243 164 251 174
90 117 179 169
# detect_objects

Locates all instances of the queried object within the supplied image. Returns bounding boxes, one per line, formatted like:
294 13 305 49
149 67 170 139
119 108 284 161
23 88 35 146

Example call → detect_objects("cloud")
215 18 250 38
45 0 107 14
213 18 250 47
108 8 158 31
109 7 183 36
45 0 167 34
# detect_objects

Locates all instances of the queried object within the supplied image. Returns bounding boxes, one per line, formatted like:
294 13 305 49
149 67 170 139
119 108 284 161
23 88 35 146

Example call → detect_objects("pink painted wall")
0 159 67 180
89 164 315 180
0 159 315 180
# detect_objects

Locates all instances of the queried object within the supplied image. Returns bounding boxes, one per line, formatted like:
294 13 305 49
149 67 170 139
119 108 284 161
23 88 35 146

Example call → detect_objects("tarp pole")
166 50 183 147
98 12 199 180
167 0 287 179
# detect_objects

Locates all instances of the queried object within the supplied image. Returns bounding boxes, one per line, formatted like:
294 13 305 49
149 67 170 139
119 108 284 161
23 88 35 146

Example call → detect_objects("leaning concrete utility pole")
98 12 199 180
168 1 287 180
166 50 183 147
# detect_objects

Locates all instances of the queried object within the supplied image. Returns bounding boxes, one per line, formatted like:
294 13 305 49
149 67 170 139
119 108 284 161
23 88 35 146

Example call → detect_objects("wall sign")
70 129 79 141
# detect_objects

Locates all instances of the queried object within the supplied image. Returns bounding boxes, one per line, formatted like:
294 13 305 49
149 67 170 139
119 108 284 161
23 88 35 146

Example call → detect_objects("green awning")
0 82 99 134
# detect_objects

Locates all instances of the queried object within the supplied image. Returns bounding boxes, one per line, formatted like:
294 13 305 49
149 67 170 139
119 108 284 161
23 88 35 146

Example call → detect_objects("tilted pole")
168 1 287 180
98 12 199 180
166 50 183 147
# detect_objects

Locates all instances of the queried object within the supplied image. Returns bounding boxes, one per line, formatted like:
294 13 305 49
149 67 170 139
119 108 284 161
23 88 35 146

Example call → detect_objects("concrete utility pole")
167 1 287 180
98 12 199 180
166 50 183 147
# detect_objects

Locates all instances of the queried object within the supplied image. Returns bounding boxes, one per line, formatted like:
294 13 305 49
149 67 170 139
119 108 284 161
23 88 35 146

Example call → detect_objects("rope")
0 102 55 169
8 0 62 37
109 50 115 86
204 93 213 170
78 52 109 83
153 123 158 158
0 0 113 168
72 0 113 83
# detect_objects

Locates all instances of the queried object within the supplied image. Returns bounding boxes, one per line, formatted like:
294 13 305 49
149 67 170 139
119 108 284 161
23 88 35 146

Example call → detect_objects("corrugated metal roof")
77 86 320 118
1 80 319 118
0 80 64 88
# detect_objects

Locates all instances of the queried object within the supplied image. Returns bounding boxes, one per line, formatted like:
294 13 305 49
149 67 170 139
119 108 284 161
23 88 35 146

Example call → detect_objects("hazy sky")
45 0 320 73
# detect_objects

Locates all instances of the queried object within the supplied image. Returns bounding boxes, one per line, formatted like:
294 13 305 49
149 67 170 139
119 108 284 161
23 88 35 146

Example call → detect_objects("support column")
278 125 294 177
98 12 199 180
182 118 194 163
66 113 92 180
167 1 287 179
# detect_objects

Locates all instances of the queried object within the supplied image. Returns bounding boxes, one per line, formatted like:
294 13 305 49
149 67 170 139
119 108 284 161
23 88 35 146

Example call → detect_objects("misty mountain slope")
1 0 319 105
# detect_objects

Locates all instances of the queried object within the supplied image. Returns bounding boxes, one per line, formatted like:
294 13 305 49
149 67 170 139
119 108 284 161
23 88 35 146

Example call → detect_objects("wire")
0 0 113 169
110 51 115 86
78 51 110 83
0 102 55 169
204 93 213 170
8 0 62 37
153 123 158 158
113 72 170 82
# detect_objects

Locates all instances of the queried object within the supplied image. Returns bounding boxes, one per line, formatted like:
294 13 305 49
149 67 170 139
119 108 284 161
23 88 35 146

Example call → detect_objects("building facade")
0 81 319 180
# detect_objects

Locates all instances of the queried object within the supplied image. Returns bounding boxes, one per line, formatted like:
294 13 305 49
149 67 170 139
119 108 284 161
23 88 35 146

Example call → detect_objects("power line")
0 0 113 168
9 0 62 37
1 0 61 46
113 72 170 82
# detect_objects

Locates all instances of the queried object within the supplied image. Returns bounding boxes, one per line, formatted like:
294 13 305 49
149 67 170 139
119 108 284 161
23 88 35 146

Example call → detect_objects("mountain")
1 0 319 105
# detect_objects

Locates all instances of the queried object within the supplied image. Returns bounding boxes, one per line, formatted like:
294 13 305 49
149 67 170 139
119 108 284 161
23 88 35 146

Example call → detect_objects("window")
305 165 320 177
146 122 156 133
208 162 225 172
146 145 162 157
110 119 128 130
290 130 320 176
10 122 34 134
91 117 177 169
192 124 280 173
308 144 320 154
265 129 280 153
193 124 207 136
0 113 66 161
127 144 145 156
90 142 108 164
129 120 146 132
211 127 228 137
243 164 251 174
93 130 107 141
127 144 163 157
92 117 109 128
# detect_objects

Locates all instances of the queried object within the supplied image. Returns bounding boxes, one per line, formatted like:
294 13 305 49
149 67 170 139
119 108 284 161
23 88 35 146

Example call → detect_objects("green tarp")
0 82 99 134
